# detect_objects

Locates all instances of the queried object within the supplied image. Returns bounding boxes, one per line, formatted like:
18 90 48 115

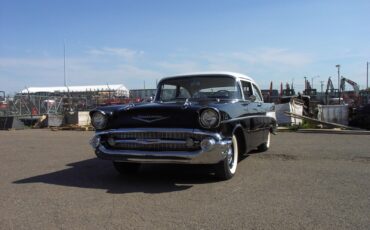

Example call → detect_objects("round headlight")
91 111 107 129
199 108 220 128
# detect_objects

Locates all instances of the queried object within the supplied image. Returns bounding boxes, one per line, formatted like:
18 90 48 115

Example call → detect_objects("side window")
252 84 263 102
241 81 253 100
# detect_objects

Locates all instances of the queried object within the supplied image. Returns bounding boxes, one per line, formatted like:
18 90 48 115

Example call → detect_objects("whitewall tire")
257 132 270 152
215 134 238 180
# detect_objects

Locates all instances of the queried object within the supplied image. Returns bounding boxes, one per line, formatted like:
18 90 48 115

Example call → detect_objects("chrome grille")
103 131 207 151
114 132 204 140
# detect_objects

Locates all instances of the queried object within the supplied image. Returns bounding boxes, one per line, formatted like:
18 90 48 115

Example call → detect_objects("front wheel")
215 134 238 180
113 161 141 175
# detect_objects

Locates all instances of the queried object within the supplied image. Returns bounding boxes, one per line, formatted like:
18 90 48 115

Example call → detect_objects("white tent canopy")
20 84 129 97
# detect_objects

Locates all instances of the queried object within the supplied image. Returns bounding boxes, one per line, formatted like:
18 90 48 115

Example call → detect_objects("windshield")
156 75 242 102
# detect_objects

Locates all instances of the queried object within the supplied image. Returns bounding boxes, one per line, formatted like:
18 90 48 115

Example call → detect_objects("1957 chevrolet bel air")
89 72 276 180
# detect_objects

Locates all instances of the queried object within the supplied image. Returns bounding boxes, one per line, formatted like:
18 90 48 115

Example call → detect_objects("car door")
251 83 268 147
240 80 265 149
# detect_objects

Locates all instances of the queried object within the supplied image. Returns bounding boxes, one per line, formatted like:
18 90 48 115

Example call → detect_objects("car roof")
161 71 255 83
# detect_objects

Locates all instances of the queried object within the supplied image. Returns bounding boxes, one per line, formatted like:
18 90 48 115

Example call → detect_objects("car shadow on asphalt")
13 158 222 194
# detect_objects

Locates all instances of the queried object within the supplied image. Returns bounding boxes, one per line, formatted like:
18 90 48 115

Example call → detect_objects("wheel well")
233 127 246 155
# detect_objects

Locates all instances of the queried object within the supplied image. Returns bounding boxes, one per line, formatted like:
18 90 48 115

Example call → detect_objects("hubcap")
227 144 234 169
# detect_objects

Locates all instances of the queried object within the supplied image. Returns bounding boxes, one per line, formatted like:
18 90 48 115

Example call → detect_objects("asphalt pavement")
0 130 369 229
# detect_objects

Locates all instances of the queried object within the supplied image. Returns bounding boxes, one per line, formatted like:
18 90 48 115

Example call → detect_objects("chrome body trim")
220 114 268 124
94 128 224 139
132 115 170 123
113 138 188 145
91 128 231 164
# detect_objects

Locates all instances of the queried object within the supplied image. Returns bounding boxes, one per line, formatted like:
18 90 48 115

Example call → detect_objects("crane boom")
340 77 359 96
326 77 334 94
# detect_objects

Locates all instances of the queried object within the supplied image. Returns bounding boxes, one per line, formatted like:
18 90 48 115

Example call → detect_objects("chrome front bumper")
90 128 232 164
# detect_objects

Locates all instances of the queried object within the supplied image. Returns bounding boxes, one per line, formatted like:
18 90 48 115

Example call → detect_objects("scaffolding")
0 86 130 117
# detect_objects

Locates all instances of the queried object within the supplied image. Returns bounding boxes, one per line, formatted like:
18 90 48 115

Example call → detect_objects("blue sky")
1 0 369 94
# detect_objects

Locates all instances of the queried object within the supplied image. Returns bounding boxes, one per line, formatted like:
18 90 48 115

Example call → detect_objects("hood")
98 102 203 129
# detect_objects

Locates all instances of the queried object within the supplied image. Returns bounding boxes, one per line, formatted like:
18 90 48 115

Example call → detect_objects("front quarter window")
241 81 253 100
252 84 263 102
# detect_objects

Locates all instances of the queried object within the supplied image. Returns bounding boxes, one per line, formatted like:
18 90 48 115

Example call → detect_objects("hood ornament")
132 115 169 123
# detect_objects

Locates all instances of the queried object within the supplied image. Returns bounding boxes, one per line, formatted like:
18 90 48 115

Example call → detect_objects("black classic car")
89 72 276 180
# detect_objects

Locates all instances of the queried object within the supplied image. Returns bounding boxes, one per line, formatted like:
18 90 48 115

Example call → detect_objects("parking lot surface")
0 130 369 229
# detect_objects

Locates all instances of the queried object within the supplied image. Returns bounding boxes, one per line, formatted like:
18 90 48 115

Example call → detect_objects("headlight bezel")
91 111 108 130
199 108 221 129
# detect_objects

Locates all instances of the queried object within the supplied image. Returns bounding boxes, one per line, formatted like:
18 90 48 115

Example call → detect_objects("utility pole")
367 62 369 104
367 61 369 90
336 64 341 104
336 64 340 90
144 80 146 97
311 75 319 89
64 41 67 87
